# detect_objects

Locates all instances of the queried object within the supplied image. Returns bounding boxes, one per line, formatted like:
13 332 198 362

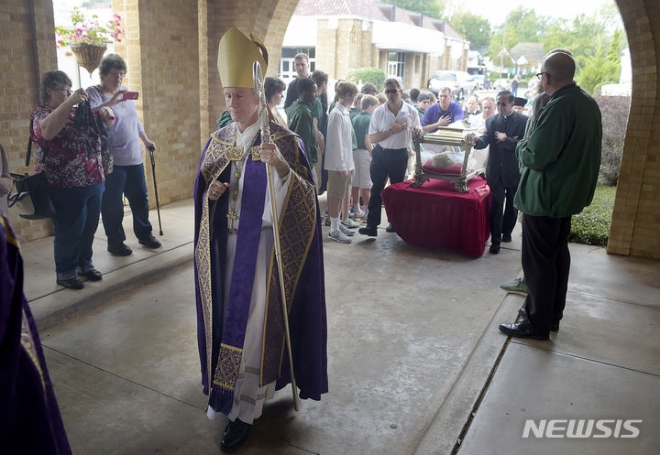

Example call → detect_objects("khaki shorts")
327 170 352 198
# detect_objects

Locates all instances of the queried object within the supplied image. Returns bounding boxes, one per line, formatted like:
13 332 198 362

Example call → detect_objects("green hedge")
346 67 387 91
569 185 616 246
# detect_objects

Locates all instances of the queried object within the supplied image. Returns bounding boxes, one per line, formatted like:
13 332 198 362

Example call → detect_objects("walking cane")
148 145 164 235
253 61 300 411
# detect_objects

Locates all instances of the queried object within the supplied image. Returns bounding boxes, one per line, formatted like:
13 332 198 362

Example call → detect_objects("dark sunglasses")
384 89 399 95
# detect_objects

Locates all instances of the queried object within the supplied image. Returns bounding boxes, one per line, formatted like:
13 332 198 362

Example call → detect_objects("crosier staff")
252 60 300 411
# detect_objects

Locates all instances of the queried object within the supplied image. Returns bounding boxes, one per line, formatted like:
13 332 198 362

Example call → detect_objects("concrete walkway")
20 198 660 454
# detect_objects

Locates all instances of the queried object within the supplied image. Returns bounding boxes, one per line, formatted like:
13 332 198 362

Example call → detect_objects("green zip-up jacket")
514 83 602 218
286 99 317 165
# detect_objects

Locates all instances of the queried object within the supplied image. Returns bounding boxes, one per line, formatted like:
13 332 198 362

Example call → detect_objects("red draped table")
381 177 492 257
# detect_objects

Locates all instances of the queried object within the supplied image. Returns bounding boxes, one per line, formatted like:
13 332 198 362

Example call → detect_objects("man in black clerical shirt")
468 90 528 254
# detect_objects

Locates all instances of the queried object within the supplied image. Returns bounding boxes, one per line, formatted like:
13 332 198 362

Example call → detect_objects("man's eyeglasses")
536 72 548 79
384 89 399 95
496 102 510 107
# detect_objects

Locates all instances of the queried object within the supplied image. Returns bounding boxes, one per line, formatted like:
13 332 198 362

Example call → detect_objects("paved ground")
20 198 660 454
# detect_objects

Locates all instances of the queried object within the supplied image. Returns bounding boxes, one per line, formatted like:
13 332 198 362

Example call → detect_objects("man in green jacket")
499 51 602 340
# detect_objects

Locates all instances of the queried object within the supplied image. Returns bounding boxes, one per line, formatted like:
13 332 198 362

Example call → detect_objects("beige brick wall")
2 0 660 259
1 0 57 241
111 0 202 212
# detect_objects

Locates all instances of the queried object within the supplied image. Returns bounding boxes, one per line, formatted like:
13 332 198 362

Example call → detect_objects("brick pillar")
0 0 58 239
608 0 660 258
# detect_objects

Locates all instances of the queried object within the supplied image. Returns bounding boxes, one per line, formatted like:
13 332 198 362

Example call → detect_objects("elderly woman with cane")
30 70 115 289
87 53 161 257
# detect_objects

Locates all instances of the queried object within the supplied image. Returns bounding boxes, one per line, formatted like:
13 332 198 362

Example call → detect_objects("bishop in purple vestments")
192 27 327 452
0 216 72 455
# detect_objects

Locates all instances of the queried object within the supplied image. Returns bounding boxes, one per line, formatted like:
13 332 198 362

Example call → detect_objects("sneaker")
56 277 84 290
328 229 352 243
139 235 162 249
78 268 103 281
341 219 360 229
108 243 133 256
338 223 355 236
353 206 365 218
500 277 528 294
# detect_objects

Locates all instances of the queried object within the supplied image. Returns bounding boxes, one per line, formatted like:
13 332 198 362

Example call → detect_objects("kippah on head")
543 51 576 83
217 27 268 88
514 97 527 107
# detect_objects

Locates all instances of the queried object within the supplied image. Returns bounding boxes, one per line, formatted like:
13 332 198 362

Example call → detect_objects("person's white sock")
330 217 340 231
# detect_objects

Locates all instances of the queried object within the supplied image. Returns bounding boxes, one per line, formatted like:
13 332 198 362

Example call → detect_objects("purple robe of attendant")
193 120 328 413
0 216 72 455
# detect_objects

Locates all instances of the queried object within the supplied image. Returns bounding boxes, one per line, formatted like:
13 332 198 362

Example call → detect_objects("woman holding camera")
31 70 115 289
87 53 160 257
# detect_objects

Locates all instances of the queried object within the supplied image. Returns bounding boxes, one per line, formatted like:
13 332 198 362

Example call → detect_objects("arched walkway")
0 0 658 258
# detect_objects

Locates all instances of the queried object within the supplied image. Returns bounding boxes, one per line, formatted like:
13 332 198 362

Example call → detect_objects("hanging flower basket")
70 43 108 75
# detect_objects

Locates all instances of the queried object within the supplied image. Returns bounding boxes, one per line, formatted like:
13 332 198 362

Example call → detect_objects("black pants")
488 182 518 245
366 145 408 228
521 214 572 334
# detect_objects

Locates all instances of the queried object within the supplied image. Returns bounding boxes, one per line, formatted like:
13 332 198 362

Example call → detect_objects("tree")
448 12 491 53
506 8 549 42
485 7 549 69
389 0 446 19
576 30 624 94
542 15 627 94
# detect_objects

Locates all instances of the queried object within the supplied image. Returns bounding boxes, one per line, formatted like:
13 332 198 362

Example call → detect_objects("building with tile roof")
279 0 470 91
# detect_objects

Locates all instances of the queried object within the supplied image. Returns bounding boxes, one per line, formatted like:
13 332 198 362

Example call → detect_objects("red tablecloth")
382 177 491 257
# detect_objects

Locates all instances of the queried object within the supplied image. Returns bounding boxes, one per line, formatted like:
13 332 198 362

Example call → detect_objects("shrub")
569 185 616 246
594 94 631 186
346 67 387 92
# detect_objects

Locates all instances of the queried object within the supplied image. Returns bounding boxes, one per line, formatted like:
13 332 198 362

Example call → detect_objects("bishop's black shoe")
220 419 251 452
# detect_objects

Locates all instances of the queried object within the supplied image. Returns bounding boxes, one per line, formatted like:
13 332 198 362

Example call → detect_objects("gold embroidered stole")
260 133 319 385
196 127 264 396
195 131 235 390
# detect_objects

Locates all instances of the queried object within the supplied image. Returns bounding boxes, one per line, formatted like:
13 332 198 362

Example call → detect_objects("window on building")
387 51 405 78
279 48 316 81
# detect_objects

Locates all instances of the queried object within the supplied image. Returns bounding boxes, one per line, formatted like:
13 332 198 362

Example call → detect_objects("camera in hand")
122 91 139 100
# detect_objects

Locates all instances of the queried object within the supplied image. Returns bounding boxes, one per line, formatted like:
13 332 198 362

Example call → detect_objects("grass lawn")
569 185 617 246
